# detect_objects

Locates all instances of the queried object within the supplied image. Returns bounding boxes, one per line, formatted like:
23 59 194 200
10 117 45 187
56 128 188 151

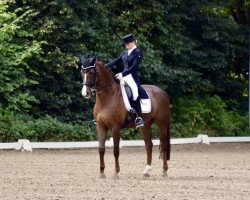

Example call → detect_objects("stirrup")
92 119 97 125
135 117 144 128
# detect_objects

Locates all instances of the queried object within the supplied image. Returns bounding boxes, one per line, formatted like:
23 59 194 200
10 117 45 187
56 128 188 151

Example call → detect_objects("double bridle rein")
81 64 117 95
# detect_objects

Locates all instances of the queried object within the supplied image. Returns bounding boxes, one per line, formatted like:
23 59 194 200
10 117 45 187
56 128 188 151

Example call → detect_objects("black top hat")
122 34 136 44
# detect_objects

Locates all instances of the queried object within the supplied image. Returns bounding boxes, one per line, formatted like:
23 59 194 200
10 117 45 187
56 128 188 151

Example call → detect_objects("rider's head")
122 34 137 50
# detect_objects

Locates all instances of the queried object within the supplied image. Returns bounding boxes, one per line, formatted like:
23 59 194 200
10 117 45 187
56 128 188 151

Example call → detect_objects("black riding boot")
133 97 144 128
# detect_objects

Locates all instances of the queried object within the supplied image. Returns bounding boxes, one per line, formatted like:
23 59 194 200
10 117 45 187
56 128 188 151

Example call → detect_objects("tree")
5 0 248 122
0 1 43 112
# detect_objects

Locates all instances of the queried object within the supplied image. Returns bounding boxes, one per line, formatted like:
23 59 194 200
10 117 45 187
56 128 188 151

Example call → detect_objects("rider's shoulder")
135 48 142 52
135 48 143 56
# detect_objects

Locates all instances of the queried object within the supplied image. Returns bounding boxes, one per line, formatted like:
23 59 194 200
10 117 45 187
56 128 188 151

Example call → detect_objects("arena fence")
0 135 249 152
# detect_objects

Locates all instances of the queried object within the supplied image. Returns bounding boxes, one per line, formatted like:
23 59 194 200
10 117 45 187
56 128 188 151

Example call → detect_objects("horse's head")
80 54 115 99
80 54 97 99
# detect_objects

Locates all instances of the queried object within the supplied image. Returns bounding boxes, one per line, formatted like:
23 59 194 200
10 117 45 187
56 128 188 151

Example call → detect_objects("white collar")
128 45 137 56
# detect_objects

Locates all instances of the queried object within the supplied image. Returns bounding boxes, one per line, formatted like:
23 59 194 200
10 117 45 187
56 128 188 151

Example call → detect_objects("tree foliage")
0 0 248 137
0 1 43 112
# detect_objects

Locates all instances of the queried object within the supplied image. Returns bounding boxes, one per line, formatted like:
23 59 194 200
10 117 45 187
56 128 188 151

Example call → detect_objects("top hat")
122 34 136 44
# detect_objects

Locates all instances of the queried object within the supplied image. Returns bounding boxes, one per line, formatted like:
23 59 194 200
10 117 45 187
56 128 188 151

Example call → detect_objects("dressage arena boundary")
0 134 250 151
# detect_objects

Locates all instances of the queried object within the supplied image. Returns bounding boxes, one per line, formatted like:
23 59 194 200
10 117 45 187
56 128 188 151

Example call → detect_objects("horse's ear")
79 54 86 65
90 54 97 66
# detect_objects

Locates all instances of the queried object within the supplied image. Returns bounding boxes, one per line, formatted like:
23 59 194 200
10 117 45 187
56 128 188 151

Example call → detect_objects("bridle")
81 64 97 95
81 63 117 95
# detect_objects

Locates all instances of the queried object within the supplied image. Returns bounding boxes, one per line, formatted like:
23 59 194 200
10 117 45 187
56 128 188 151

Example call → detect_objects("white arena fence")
0 134 249 152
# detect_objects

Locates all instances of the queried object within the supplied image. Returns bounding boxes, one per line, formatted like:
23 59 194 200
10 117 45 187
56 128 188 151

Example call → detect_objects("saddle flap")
120 83 151 114
125 83 133 101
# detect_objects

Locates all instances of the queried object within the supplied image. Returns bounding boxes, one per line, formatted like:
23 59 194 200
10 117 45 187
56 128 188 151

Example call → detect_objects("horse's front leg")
112 126 121 179
97 125 107 178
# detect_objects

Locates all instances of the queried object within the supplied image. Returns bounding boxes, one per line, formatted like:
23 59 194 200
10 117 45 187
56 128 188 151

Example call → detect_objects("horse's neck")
95 62 119 103
96 62 114 85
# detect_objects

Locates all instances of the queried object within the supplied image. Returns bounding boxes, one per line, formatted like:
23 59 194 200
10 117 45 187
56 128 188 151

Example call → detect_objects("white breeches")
123 74 138 101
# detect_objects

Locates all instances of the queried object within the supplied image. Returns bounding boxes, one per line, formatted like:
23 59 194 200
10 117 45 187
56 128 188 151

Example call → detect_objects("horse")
80 54 171 178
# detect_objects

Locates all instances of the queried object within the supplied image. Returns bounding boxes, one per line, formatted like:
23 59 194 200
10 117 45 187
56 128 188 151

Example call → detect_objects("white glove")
115 73 123 80
120 78 125 86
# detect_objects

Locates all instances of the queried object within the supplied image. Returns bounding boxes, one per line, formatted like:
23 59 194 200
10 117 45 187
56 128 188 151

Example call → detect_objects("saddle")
121 83 151 129
124 83 133 101
121 83 151 113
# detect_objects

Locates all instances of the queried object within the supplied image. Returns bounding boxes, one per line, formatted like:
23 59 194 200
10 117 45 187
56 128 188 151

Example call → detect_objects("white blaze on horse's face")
81 73 88 97
81 63 96 99
81 73 92 99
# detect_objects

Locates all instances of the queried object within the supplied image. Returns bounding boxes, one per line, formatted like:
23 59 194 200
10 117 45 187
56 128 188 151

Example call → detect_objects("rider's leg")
124 74 144 127
132 97 144 127
123 74 138 101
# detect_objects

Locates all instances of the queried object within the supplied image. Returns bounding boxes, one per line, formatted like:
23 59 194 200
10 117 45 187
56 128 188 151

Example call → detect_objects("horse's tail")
158 120 171 160
167 121 171 160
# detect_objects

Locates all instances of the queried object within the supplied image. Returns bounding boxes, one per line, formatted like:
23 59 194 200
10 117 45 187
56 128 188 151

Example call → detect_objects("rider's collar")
128 45 137 56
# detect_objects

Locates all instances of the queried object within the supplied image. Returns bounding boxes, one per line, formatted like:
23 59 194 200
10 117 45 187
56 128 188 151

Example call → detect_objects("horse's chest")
94 107 123 129
94 108 113 122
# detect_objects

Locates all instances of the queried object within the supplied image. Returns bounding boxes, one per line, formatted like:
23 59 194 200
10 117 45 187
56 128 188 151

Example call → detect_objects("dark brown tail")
167 121 171 160
158 122 171 160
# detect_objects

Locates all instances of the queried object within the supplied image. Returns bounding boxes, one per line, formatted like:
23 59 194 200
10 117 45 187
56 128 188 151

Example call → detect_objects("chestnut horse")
80 55 170 178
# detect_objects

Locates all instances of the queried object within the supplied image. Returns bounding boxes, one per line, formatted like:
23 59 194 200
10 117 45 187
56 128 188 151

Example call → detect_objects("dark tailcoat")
107 48 143 85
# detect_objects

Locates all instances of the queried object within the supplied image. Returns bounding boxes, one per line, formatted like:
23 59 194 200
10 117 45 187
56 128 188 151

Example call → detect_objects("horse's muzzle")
82 85 91 99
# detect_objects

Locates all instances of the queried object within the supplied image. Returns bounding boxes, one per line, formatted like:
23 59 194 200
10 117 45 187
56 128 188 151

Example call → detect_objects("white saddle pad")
120 83 151 113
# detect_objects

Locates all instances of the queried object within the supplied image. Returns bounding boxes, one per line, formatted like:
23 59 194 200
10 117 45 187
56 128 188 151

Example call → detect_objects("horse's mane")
96 59 115 77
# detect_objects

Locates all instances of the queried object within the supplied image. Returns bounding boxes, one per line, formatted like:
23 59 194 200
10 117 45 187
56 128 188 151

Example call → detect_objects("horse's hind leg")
141 124 153 177
156 122 169 177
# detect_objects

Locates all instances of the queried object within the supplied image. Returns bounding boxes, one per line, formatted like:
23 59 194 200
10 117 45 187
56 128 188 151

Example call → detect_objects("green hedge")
0 113 97 142
122 96 249 139
171 96 249 137
0 96 249 142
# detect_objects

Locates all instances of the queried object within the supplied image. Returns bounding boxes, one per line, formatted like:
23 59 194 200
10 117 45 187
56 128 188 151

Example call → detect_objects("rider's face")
125 41 135 50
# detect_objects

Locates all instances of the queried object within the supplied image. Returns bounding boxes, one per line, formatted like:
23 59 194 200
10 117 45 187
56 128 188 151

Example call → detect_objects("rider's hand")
115 73 123 80
120 78 125 86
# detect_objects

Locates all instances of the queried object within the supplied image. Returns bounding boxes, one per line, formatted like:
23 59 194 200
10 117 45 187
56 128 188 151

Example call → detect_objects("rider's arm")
107 53 123 68
122 51 143 77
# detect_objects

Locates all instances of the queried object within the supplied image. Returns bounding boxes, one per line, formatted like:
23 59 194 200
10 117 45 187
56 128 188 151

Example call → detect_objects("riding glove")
115 73 123 80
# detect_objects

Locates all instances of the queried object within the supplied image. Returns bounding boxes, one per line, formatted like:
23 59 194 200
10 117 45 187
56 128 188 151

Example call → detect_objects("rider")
107 33 144 128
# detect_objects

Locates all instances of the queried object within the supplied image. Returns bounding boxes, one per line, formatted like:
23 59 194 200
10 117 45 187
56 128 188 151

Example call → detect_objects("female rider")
107 33 144 128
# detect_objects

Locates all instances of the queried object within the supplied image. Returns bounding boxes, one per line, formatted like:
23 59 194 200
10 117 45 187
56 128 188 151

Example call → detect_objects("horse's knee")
99 147 105 157
149 140 153 147
145 140 153 149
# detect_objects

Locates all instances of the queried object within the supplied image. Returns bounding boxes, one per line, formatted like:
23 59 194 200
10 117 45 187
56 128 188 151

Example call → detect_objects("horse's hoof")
162 171 167 177
99 173 106 179
113 174 119 180
143 173 150 178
